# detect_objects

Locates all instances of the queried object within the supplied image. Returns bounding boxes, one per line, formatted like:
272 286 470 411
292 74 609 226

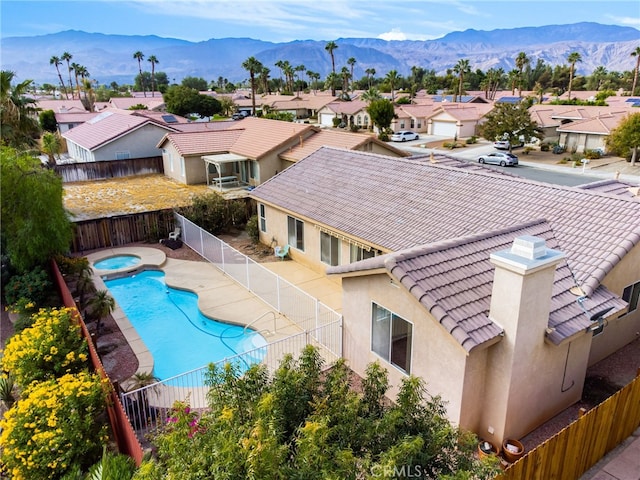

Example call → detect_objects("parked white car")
391 131 419 142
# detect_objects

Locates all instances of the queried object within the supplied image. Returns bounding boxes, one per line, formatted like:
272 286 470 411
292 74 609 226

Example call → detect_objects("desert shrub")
0 372 108 480
523 146 534 155
179 193 248 235
540 143 550 152
583 149 603 159
465 136 478 144
332 117 342 127
1 307 88 387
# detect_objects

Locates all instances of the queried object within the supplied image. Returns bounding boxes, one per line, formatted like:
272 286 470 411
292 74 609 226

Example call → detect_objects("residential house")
249 146 640 445
557 111 631 154
157 117 407 190
317 100 370 129
157 117 316 189
62 110 180 163
55 111 101 133
426 103 494 138
108 96 165 111
392 104 437 134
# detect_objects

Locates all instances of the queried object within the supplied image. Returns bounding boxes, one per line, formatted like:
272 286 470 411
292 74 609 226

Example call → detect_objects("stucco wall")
94 124 169 161
590 241 640 365
341 273 470 424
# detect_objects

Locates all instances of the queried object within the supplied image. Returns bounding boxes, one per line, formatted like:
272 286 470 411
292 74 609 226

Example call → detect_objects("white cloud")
378 28 407 41
607 14 640 29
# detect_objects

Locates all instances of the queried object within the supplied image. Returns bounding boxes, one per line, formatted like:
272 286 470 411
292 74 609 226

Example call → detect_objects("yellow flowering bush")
0 372 109 480
0 307 89 387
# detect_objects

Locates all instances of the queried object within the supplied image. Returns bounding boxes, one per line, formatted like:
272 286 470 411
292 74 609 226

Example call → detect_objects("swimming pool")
104 270 267 381
94 255 141 270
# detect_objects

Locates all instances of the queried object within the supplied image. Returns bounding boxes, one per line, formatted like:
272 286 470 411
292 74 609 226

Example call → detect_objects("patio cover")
202 153 248 187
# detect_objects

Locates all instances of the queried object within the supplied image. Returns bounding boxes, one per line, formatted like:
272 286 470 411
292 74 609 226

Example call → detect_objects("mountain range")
1 22 638 86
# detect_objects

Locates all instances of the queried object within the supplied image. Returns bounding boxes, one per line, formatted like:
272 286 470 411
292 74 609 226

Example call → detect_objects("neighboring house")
278 129 409 168
157 117 315 189
393 104 437 133
62 110 179 163
36 99 87 113
317 100 370 128
55 112 101 133
557 111 631 154
426 103 493 137
108 96 166 111
249 146 640 445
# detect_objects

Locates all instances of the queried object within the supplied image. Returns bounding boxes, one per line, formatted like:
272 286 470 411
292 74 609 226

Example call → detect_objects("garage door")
319 113 336 127
432 121 457 137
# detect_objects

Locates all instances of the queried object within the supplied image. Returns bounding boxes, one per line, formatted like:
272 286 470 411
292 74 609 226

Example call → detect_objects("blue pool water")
104 270 267 381
94 255 141 270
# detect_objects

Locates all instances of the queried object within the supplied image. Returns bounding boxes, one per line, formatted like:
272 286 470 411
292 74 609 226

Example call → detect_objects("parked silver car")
478 152 519 166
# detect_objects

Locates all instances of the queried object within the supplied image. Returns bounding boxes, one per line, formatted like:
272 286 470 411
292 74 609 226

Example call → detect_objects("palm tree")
87 290 115 341
347 57 356 91
325 41 338 95
507 69 520 96
307 70 320 94
282 61 294 93
70 62 82 100
360 87 382 103
340 66 351 97
49 56 68 99
147 55 159 96
325 72 340 97
41 132 62 166
259 66 271 94
61 52 73 99
365 68 376 89
294 64 306 95
133 51 146 97
385 69 399 102
453 59 470 102
631 46 640 96
515 51 530 96
567 51 582 100
0 70 40 148
242 56 263 116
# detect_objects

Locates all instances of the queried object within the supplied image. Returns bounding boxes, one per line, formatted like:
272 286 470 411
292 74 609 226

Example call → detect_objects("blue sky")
1 0 639 42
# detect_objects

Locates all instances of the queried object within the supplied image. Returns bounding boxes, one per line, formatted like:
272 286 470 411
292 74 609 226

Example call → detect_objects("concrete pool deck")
87 246 342 385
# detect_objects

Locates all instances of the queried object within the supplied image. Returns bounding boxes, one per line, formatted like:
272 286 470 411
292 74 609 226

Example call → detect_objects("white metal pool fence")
120 321 341 434
173 212 342 333
119 213 344 436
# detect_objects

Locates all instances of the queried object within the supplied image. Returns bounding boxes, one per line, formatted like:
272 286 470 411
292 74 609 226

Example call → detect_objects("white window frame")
258 203 267 233
371 303 413 374
287 215 304 251
350 245 376 262
320 231 340 266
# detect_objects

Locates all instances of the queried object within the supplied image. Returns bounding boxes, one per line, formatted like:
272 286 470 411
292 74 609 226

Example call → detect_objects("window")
410 119 415 129
115 151 130 160
287 216 304 251
400 120 405 129
320 232 340 266
417 120 422 128
258 204 267 233
622 281 640 313
350 245 376 262
371 303 412 374
363 115 369 127
250 161 258 180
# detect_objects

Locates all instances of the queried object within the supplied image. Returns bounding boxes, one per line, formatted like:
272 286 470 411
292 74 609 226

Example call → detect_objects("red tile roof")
62 111 177 150
251 147 640 300
328 220 626 350
159 130 243 156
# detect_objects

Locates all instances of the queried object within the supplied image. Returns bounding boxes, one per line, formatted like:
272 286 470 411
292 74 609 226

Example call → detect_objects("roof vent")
510 235 547 260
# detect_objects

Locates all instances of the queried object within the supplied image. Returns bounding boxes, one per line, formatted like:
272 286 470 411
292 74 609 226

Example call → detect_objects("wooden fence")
51 260 145 465
498 370 640 479
55 157 163 182
71 209 175 253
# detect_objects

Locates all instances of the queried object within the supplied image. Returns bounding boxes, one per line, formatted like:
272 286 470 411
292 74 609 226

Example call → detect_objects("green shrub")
1 307 89 387
178 193 249 235
332 117 342 127
583 149 602 159
4 266 52 307
246 215 260 243
465 136 478 144
540 143 550 152
0 372 108 479
0 374 16 408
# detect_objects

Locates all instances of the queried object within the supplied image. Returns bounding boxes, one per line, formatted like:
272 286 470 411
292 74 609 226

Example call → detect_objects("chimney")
482 236 565 444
